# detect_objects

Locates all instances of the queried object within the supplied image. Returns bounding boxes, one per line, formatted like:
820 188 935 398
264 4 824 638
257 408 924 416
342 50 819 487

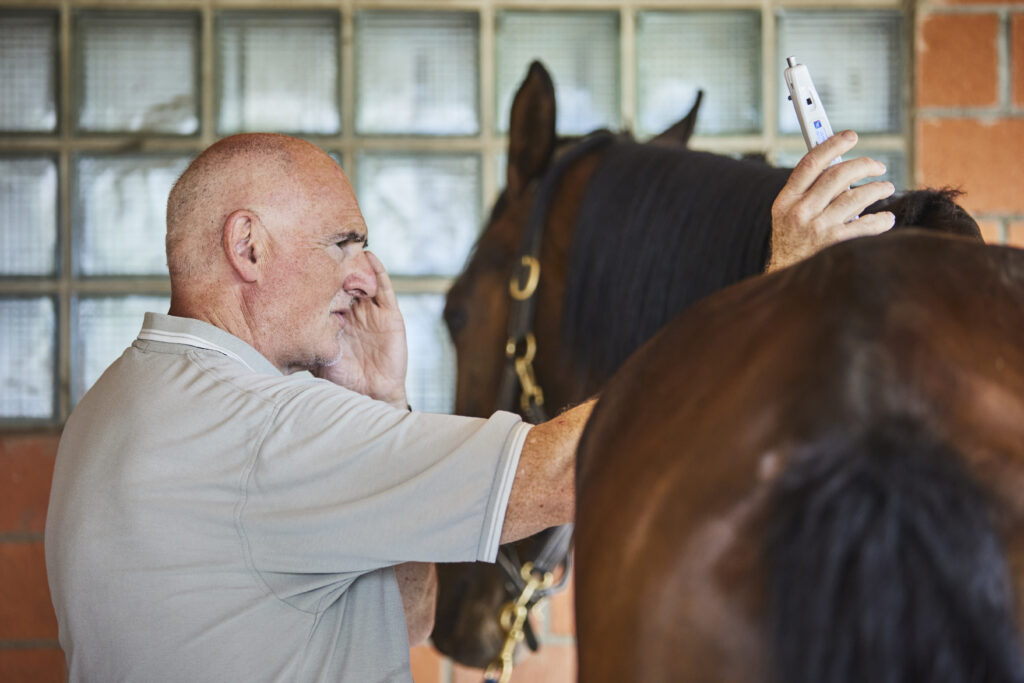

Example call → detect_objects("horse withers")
575 229 1024 682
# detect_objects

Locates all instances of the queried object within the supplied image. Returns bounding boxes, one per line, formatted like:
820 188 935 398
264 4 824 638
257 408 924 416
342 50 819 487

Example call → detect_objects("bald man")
45 132 893 682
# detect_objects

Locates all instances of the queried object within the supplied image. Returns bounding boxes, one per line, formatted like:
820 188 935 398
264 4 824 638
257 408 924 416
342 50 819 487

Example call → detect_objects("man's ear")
222 209 260 283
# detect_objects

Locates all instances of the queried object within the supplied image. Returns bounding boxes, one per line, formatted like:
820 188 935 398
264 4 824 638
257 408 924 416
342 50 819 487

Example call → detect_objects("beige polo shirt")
46 312 530 683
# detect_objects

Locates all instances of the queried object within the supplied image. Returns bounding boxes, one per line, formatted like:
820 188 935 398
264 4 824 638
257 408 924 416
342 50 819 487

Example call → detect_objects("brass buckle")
509 255 541 301
505 334 544 412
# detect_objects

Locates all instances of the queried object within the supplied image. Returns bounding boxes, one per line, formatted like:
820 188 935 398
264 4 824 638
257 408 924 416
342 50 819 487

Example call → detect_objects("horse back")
575 231 1024 683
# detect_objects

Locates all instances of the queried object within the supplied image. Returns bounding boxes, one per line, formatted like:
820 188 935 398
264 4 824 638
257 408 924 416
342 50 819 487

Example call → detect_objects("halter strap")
499 130 618 423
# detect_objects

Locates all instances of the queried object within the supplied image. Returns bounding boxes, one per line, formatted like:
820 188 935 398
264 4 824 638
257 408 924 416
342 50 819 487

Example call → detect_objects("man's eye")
334 234 367 250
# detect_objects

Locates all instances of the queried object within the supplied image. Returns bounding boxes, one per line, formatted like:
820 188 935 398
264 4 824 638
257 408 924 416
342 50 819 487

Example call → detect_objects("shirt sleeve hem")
475 420 532 562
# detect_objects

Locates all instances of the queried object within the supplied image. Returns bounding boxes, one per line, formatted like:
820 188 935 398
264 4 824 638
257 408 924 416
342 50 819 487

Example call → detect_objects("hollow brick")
917 12 999 107
0 542 58 640
916 118 1024 214
410 644 442 683
0 649 66 683
978 219 1004 244
1008 221 1024 248
0 436 59 534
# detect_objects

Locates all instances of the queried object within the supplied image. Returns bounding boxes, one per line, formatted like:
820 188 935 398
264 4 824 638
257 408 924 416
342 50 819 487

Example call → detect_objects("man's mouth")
331 298 357 326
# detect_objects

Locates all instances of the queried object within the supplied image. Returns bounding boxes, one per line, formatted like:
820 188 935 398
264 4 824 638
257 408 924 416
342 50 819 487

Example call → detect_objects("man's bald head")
165 133 339 285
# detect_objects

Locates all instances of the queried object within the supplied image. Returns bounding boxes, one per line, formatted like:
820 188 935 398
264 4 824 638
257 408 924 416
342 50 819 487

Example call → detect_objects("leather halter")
486 131 617 681
498 129 618 425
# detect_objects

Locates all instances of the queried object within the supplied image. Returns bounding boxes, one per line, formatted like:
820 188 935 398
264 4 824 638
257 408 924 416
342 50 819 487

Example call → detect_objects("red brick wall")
4 3 1024 682
917 0 1024 246
0 435 64 683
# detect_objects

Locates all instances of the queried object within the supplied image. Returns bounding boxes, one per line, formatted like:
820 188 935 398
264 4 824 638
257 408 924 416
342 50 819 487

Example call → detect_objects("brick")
453 660 487 683
505 643 576 683
548 572 575 637
978 219 1004 244
452 643 576 683
916 118 1024 214
410 644 442 683
1014 14 1024 107
1008 221 1024 248
0 436 59 534
0 542 58 640
0 648 65 683
917 13 999 107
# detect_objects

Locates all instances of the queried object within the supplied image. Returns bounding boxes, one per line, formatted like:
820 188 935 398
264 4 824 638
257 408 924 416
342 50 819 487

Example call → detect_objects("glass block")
72 295 169 405
217 12 340 135
75 11 199 134
773 148 906 190
777 10 902 135
355 11 478 136
636 11 761 137
496 11 619 135
0 157 58 275
74 154 191 276
0 297 55 419
356 152 480 276
0 11 58 132
398 293 455 414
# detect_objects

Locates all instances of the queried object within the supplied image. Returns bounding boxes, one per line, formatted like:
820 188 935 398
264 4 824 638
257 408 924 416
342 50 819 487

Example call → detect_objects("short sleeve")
240 379 529 579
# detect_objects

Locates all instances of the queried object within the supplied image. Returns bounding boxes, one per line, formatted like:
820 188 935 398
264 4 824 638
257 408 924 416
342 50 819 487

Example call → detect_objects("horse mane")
561 142 791 392
766 417 1024 683
872 187 982 240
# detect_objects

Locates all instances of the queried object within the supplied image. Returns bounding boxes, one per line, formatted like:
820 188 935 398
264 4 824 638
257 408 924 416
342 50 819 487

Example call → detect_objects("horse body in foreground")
434 59 983 668
576 230 1024 682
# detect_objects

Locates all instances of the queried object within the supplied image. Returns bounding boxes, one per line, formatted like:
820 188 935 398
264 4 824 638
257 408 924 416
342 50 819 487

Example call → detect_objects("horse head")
443 61 703 421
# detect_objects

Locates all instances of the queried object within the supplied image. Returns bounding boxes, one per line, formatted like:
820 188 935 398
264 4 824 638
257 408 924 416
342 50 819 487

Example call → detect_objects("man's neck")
168 295 260 358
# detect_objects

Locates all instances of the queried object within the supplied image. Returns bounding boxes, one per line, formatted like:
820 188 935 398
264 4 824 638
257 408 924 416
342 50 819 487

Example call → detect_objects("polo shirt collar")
137 312 282 376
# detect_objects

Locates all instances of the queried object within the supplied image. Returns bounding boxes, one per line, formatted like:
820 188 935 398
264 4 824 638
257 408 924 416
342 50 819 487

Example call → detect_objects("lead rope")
482 562 555 683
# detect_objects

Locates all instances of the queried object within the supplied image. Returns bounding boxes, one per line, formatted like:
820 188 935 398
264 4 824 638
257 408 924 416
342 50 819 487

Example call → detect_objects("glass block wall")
0 0 909 426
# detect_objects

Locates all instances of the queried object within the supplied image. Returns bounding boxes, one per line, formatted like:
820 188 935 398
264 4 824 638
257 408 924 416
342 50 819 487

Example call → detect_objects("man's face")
254 153 377 373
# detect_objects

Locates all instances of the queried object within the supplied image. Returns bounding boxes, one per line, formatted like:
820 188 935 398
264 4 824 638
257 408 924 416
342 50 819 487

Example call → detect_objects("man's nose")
342 251 378 300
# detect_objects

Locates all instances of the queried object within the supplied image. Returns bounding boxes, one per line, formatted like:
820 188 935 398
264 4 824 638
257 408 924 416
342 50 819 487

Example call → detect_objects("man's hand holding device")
766 57 896 272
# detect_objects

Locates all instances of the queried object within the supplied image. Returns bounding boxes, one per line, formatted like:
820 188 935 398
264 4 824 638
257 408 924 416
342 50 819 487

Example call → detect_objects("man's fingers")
784 130 860 195
364 250 398 308
823 179 896 225
818 156 888 196
830 211 895 242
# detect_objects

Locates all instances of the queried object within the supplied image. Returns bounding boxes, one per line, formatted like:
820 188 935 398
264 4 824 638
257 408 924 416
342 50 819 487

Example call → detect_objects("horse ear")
650 90 703 148
507 61 556 198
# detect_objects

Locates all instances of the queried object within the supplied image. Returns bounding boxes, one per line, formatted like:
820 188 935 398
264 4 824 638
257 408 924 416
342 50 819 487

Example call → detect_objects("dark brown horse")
575 229 1024 682
433 60 982 668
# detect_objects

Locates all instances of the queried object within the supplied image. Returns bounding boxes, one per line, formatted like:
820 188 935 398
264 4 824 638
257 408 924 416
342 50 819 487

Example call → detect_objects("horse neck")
559 143 791 392
530 149 609 412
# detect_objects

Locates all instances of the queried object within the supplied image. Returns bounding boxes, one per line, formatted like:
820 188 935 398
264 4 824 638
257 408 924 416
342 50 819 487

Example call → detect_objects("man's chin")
289 347 343 375
323 347 344 367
